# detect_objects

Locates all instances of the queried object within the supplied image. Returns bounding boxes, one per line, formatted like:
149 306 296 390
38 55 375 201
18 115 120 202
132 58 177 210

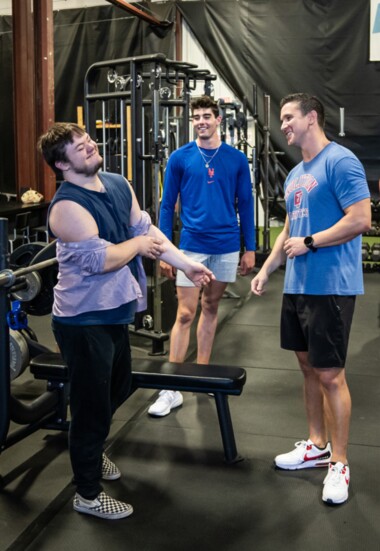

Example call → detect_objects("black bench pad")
131 359 246 395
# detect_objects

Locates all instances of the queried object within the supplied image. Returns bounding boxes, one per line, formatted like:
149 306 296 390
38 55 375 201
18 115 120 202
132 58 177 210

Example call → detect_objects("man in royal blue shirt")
148 95 256 417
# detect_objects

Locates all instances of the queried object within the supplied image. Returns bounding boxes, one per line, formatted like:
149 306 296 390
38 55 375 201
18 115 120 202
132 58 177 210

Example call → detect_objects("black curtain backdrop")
0 2 175 194
176 0 380 190
54 3 175 123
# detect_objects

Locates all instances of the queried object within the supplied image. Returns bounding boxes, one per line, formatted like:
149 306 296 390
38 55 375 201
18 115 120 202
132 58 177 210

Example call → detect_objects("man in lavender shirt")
38 123 213 520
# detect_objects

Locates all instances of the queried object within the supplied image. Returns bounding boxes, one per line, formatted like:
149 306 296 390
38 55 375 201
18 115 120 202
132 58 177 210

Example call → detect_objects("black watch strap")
304 235 317 252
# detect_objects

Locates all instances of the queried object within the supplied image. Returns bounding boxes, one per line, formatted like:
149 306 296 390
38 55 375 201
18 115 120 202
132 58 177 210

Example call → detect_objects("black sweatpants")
52 321 132 499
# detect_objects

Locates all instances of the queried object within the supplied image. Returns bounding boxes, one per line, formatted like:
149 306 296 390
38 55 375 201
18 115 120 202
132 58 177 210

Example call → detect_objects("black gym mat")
1 272 379 551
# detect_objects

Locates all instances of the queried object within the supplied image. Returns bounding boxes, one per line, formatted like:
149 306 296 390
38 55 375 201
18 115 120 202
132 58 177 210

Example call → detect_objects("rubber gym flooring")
0 270 379 551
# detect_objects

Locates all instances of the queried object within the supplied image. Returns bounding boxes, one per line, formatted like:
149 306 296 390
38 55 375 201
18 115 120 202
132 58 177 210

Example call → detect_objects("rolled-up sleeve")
57 237 109 275
129 211 152 237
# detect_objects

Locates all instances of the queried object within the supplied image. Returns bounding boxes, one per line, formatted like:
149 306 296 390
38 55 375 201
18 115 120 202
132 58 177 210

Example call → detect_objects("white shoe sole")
274 459 330 470
102 471 121 481
322 495 348 505
74 504 133 519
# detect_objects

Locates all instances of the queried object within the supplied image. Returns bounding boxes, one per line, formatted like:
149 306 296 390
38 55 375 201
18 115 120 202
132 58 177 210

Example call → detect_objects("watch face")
304 236 313 247
304 236 317 251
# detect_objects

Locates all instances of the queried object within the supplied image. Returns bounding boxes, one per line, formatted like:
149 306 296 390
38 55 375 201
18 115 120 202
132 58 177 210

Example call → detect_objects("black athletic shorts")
280 294 356 368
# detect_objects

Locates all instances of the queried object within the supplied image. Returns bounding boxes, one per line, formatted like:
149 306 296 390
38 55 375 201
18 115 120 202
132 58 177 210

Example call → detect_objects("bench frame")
30 355 246 464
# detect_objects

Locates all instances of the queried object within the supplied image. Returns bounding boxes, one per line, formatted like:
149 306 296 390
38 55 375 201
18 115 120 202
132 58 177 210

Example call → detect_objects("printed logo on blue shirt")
285 174 318 200
294 189 303 208
286 173 318 221
207 167 215 184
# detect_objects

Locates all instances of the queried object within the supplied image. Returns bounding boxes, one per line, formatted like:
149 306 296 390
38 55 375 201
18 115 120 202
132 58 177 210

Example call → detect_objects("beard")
71 156 103 177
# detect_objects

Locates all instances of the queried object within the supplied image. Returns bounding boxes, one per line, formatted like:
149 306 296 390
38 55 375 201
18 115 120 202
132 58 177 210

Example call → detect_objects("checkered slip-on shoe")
102 453 121 480
73 492 133 520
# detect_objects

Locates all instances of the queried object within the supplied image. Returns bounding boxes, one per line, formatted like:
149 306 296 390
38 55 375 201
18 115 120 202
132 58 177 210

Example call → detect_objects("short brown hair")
37 122 86 175
280 93 325 128
191 95 220 118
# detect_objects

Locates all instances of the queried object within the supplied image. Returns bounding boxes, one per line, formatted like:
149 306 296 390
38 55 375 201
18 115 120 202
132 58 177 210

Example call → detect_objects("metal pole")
0 218 11 448
252 84 260 250
263 94 271 252
339 107 345 137
120 98 126 177
102 101 107 172
152 64 162 335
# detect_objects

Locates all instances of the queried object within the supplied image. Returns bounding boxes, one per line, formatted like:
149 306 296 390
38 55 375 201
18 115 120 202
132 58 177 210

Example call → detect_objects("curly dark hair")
190 95 220 118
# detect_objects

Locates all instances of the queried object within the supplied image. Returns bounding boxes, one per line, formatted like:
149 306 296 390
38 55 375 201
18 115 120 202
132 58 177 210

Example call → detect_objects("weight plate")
9 242 46 269
9 329 29 381
11 271 42 302
23 240 58 317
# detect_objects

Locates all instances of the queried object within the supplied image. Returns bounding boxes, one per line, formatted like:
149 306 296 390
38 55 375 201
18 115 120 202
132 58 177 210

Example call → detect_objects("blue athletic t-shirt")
284 142 370 295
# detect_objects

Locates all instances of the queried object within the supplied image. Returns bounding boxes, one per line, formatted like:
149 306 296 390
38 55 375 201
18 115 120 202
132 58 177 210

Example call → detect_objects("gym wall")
0 1 378 196
0 2 175 195
178 0 380 195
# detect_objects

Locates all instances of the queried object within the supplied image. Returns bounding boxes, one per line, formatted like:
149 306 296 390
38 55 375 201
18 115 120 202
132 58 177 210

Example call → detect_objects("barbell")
2 240 58 317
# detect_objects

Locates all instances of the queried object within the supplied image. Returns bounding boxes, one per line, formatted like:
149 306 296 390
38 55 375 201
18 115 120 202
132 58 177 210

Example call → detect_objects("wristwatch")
304 235 317 252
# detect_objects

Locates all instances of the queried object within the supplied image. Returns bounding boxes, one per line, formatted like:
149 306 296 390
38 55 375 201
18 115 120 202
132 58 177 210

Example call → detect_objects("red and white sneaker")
322 462 350 504
274 439 332 470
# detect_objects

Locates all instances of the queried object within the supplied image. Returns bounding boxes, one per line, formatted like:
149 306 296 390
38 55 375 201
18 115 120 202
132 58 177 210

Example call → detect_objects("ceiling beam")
106 0 171 27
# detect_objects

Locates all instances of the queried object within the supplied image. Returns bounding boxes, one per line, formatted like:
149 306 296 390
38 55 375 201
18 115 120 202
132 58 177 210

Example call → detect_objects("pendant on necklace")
205 163 209 168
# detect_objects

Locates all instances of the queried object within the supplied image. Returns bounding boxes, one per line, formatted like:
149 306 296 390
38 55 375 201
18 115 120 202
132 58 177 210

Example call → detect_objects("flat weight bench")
30 354 247 464
131 359 246 463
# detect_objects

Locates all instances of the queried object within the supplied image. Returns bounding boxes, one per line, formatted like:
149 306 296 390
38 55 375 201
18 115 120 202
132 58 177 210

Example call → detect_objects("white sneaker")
274 439 332 470
148 390 183 417
322 462 350 504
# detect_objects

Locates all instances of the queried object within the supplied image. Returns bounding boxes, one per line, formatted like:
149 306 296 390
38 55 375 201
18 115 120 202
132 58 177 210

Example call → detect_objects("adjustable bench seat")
30 353 246 463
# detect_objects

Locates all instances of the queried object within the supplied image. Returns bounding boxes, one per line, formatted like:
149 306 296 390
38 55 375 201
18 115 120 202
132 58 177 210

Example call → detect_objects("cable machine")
83 53 217 354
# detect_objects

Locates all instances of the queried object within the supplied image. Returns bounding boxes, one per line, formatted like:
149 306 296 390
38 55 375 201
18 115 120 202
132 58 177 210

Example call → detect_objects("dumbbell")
362 242 370 261
368 223 378 236
371 199 380 223
371 243 380 262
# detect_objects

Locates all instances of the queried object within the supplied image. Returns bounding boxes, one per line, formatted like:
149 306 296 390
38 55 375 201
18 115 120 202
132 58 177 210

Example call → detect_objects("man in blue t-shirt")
148 95 256 417
251 93 371 505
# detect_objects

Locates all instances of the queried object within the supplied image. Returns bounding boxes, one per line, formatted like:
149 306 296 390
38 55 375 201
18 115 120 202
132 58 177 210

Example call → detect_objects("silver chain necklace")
196 142 221 168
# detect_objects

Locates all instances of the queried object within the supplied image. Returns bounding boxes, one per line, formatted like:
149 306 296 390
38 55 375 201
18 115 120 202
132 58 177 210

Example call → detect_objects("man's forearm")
148 224 190 271
260 229 288 275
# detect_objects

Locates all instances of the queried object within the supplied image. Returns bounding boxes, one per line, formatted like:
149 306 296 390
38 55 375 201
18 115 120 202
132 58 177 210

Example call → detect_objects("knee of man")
318 368 347 391
201 291 222 312
176 308 196 326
